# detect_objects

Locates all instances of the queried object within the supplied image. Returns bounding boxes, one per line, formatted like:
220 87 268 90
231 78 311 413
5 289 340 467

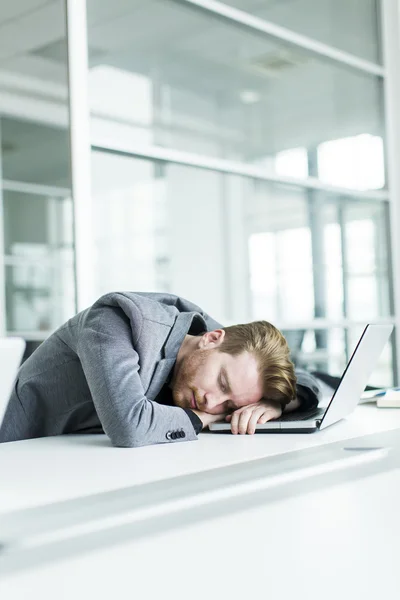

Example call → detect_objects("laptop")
0 338 26 427
209 323 393 434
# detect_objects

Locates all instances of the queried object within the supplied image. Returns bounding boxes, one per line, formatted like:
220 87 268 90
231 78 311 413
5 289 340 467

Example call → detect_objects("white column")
66 0 94 311
223 174 252 324
381 0 400 381
166 164 226 322
0 122 7 335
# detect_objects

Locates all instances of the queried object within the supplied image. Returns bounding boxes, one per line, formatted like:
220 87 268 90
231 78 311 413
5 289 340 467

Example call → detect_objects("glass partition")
86 0 384 187
223 0 382 63
0 0 74 340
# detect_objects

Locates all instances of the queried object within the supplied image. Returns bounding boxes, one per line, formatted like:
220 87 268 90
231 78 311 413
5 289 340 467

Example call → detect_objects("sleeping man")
0 292 321 446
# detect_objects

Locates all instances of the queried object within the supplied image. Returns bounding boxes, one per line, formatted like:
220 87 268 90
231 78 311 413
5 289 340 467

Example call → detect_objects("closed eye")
219 374 228 394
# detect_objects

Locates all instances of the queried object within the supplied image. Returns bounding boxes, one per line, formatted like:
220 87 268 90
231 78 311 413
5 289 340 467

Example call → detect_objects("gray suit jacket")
0 292 322 447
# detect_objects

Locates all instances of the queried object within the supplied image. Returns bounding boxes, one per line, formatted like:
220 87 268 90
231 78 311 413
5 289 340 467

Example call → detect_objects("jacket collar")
145 312 207 400
163 312 207 358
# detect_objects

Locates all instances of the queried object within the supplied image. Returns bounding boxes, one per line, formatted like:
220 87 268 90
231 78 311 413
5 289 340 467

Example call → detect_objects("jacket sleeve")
76 304 198 448
295 368 323 411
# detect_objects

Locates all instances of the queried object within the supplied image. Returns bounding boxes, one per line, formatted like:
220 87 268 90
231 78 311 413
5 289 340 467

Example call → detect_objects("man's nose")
204 392 224 410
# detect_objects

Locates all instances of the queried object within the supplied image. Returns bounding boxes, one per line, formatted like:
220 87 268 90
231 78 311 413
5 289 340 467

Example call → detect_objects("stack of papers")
360 388 400 407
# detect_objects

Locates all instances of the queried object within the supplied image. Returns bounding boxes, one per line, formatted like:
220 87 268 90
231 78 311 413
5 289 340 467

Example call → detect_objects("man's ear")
198 329 225 350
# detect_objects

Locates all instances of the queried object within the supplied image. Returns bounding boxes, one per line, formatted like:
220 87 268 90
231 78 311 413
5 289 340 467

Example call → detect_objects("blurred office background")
1 0 399 385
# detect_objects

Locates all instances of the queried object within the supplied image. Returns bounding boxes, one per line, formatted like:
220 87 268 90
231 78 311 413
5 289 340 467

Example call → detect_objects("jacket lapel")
145 358 176 400
145 311 208 401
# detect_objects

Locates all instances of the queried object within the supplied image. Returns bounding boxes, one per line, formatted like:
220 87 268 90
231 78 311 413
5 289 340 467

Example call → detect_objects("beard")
171 347 209 410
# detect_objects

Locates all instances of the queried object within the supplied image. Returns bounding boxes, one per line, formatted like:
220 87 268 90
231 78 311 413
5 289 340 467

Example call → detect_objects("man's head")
171 321 296 415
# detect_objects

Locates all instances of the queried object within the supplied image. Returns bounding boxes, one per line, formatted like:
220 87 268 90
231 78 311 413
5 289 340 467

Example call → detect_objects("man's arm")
292 368 323 412
190 410 227 430
282 396 301 413
281 370 322 414
76 303 198 448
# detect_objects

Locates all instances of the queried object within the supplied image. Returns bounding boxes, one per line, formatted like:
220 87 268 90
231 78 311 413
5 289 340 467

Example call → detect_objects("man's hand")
226 399 282 435
191 409 227 430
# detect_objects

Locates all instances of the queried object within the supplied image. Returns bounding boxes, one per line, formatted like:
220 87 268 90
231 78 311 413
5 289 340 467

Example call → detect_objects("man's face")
171 332 263 415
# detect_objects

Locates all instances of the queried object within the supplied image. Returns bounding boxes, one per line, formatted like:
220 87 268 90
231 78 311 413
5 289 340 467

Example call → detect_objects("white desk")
1 404 400 514
1 405 400 600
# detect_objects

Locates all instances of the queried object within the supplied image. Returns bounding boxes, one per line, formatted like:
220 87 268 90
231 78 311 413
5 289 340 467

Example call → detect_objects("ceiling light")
239 90 260 104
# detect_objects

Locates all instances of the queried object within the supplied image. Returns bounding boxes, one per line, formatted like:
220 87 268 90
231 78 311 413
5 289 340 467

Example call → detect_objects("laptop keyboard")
277 407 325 422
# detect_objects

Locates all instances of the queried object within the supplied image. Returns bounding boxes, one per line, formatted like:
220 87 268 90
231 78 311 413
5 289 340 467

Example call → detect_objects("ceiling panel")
86 0 144 27
89 1 201 53
0 0 50 27
0 1 65 62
